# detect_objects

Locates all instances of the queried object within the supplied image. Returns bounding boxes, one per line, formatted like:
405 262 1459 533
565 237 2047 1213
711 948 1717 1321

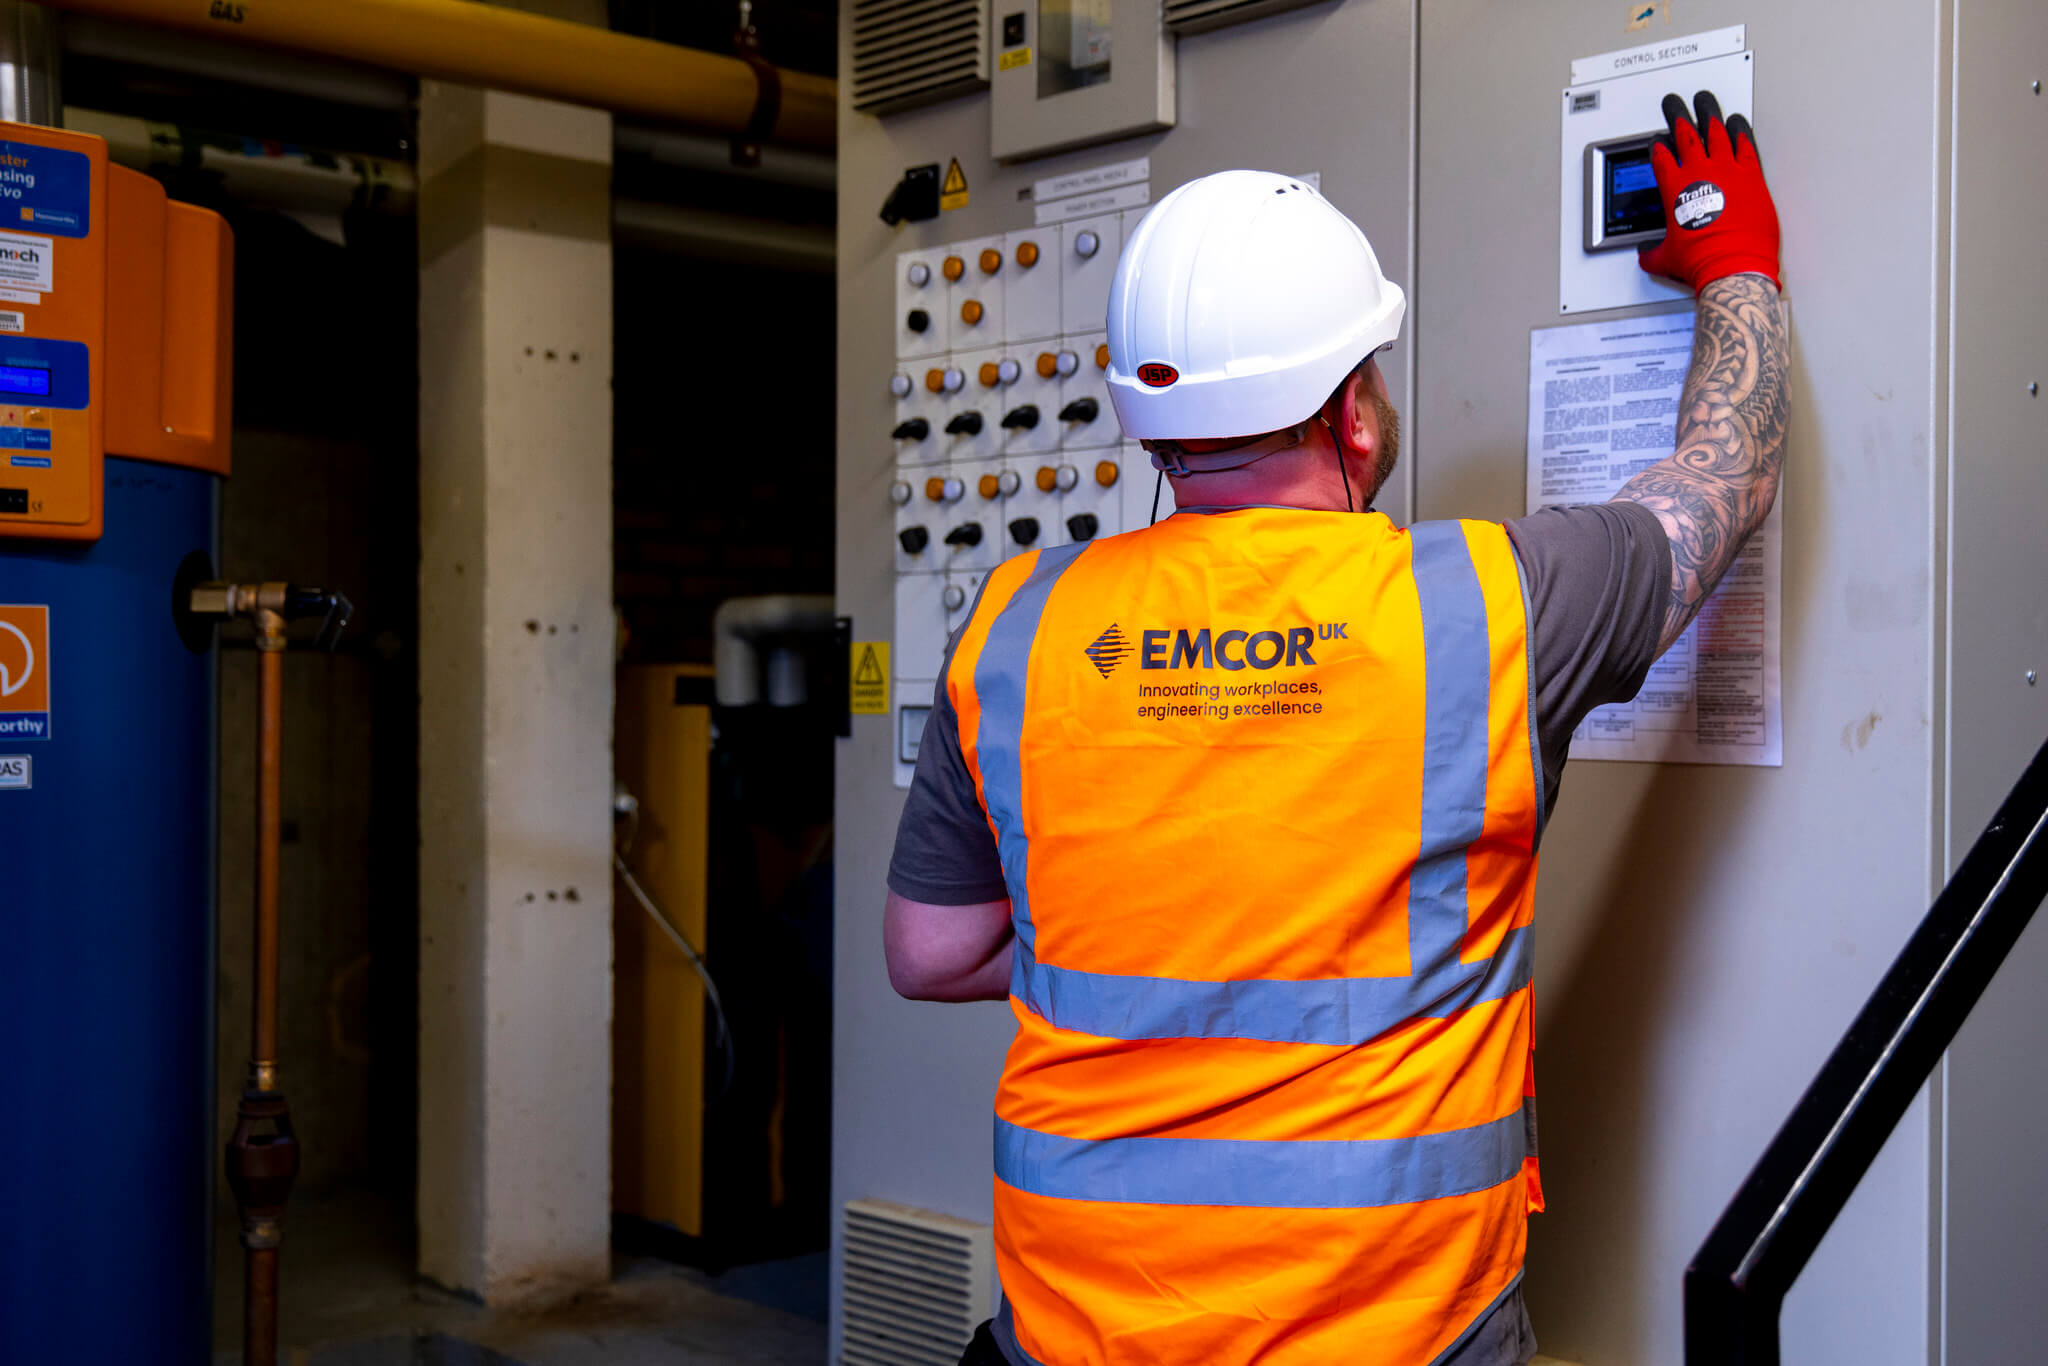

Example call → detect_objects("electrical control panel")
886 208 1161 786
1558 27 1752 315
0 122 232 542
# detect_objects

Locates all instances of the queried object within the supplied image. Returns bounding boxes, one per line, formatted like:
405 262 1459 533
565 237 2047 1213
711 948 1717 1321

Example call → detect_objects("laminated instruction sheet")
1526 312 1782 767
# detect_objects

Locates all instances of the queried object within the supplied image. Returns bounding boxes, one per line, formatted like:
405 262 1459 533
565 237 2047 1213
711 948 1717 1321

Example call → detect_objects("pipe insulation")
34 0 836 149
62 13 412 110
712 595 836 708
614 124 835 195
62 109 830 267
612 198 833 273
64 107 416 217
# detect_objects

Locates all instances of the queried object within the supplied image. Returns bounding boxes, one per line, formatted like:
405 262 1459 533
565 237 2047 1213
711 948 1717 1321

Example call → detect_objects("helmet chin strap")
1142 418 1316 476
1144 413 1356 512
1331 414 1355 513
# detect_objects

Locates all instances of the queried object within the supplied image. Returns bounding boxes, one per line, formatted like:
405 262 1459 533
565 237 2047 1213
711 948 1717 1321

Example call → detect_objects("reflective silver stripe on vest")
1008 924 1531 1046
995 1104 1528 1209
1407 519 1491 986
973 541 1090 965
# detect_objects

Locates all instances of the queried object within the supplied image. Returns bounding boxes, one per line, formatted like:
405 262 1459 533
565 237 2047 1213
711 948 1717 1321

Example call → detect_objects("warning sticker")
999 46 1032 71
0 311 21 333
940 159 969 213
0 603 51 741
0 229 53 292
851 640 890 715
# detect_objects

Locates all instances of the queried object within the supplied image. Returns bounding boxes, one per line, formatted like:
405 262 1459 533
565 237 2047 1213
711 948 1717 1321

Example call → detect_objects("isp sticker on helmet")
1137 363 1178 388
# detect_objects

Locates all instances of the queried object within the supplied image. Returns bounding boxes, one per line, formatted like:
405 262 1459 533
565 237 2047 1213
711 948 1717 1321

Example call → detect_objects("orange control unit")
0 121 232 542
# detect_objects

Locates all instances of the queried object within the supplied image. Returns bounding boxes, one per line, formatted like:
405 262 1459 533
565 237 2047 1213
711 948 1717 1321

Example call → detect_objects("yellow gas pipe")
34 0 836 149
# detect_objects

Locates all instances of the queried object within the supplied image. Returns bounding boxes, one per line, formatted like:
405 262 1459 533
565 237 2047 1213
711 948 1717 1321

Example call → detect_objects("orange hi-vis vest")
946 508 1545 1366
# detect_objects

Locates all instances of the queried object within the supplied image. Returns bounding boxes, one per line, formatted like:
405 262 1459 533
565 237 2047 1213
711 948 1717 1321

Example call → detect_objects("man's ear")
1339 368 1380 456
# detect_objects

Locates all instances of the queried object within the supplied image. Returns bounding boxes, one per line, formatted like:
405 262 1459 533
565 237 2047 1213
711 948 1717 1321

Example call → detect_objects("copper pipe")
32 0 836 150
252 622 283 1088
245 1245 279 1366
197 580 326 1366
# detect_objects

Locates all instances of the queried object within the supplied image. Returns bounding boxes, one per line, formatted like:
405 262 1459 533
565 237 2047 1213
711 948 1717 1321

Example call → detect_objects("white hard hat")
1104 170 1406 444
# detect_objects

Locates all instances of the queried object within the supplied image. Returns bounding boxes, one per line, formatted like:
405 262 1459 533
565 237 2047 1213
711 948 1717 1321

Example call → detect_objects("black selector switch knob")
906 308 930 333
944 522 984 547
1058 397 1100 424
892 417 930 441
898 526 930 554
944 411 984 436
1008 517 1041 546
1066 513 1100 542
1001 404 1041 430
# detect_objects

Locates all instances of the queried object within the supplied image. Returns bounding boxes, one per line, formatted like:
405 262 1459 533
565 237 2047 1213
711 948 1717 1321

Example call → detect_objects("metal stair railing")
1685 735 2048 1365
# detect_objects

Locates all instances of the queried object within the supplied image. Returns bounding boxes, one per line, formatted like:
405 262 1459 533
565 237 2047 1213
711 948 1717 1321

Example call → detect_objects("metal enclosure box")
613 664 714 1237
990 0 1176 162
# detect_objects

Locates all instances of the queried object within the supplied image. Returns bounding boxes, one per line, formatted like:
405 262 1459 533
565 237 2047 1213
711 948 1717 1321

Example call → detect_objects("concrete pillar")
415 79 614 1305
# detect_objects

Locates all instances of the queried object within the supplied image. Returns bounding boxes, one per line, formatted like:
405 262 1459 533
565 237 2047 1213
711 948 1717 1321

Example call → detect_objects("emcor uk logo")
1088 621 1347 677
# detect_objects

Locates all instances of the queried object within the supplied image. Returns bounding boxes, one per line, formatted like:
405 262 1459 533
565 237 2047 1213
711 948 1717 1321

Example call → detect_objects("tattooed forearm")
1614 271 1789 654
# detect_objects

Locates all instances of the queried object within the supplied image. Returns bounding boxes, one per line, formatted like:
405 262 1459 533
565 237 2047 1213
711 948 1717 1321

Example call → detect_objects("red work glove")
1637 90 1781 293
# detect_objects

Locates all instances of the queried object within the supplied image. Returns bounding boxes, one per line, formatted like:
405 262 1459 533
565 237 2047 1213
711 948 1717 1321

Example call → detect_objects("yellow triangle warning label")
850 640 890 715
940 158 969 211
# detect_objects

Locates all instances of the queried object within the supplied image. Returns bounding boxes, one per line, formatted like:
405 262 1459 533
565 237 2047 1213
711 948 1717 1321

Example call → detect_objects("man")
884 92 1785 1366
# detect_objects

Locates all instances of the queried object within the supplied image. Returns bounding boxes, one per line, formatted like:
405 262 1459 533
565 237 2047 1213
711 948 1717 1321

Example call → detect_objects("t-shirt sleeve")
1502 500 1672 817
886 669 1010 906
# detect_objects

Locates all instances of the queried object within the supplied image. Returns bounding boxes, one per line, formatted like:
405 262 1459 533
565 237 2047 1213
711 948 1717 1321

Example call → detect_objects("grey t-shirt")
887 500 1672 903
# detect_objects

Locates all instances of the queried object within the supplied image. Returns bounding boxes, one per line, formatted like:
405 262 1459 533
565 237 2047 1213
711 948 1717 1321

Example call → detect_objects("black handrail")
1685 735 2048 1365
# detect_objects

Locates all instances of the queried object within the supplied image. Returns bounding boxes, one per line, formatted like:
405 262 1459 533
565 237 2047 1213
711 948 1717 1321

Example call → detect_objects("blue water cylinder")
0 457 220 1363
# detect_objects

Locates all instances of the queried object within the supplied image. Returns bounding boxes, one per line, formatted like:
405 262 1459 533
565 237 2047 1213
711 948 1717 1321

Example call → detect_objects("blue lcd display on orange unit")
0 364 51 396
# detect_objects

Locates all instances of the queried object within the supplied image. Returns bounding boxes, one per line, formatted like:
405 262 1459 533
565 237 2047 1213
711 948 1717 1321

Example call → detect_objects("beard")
1364 390 1402 504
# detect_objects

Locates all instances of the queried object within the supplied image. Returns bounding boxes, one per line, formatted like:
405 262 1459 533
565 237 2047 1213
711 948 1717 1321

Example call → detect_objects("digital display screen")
1603 144 1665 236
0 364 51 397
1609 159 1659 196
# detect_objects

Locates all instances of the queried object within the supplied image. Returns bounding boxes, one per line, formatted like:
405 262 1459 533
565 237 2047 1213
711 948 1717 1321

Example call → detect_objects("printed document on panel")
1526 312 1782 767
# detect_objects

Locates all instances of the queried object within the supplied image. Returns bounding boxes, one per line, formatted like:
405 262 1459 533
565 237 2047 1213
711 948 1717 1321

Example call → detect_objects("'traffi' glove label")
1672 182 1727 230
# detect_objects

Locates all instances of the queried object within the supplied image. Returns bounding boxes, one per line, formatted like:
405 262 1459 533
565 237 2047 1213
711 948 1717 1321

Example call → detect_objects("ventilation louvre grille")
851 0 990 116
841 1199 995 1365
1164 0 1330 37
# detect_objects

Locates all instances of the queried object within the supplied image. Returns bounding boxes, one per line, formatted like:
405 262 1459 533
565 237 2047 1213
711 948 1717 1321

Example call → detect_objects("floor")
210 1189 1588 1365
212 1187 829 1366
